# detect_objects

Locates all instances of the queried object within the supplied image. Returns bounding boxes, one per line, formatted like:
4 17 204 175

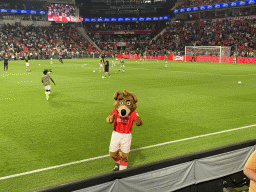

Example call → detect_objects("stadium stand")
153 16 256 56
83 22 166 53
0 23 97 60
0 0 47 11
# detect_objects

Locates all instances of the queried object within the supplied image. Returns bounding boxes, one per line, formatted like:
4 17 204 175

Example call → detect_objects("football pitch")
1 58 256 192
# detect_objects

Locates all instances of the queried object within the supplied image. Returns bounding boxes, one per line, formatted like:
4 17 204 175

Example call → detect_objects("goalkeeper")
191 51 196 62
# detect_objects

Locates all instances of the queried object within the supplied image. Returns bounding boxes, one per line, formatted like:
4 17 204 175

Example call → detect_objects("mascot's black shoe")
113 163 119 171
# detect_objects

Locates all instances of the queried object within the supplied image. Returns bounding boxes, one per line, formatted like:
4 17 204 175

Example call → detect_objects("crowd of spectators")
83 14 256 57
84 22 165 53
1 11 256 60
0 0 47 11
185 7 256 21
84 22 152 32
0 23 97 60
153 17 256 56
48 4 75 17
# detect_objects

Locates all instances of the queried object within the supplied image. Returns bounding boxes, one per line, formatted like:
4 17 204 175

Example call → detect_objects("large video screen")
48 3 81 22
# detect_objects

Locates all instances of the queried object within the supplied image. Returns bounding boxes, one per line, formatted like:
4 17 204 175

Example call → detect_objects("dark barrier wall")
40 139 256 192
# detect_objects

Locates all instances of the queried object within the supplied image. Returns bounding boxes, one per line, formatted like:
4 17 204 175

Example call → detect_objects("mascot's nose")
121 109 126 116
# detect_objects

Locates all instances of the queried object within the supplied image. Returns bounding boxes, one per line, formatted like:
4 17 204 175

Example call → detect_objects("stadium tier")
174 0 236 10
153 16 256 56
0 24 98 59
0 0 47 11
84 22 165 53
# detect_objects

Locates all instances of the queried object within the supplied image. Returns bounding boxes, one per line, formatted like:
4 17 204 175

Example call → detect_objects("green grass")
1 58 256 191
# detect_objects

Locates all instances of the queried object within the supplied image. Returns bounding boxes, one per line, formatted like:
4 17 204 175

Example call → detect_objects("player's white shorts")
44 85 51 94
121 65 124 68
109 131 132 153
26 62 29 67
100 64 103 68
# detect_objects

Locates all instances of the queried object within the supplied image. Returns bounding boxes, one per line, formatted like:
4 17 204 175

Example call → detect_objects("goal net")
185 46 231 63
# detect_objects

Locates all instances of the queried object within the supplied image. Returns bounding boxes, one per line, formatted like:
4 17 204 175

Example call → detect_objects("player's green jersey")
42 74 54 86
233 52 237 59
165 56 168 61
120 59 124 64
143 52 147 56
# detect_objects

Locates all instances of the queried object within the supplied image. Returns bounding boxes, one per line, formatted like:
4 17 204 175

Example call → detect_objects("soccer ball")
238 81 242 84
102 76 105 79
39 64 40 66
93 71 95 73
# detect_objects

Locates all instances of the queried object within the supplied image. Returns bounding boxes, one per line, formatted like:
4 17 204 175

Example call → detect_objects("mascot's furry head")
113 90 138 118
107 89 143 126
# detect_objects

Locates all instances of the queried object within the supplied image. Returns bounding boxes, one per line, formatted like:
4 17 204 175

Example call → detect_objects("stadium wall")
40 139 256 192
0 20 16 25
21 20 51 26
0 19 51 26
117 54 256 64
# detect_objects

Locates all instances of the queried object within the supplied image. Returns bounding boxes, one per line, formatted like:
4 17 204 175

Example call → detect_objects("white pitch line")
0 124 256 181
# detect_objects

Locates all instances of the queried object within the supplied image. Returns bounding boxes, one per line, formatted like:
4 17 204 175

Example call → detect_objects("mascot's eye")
127 102 131 106
119 101 123 105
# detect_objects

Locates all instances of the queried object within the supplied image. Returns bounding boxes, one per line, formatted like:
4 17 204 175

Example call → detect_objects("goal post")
185 46 231 63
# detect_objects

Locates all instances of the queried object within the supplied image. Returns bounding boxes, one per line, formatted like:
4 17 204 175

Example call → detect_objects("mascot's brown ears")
114 90 138 103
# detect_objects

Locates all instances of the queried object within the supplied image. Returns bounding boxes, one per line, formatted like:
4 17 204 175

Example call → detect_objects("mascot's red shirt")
109 109 139 134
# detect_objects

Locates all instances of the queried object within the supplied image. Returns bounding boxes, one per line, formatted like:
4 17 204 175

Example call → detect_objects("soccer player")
98 56 104 73
101 51 106 63
59 53 63 64
119 58 125 72
233 52 237 64
104 58 110 78
143 51 147 61
138 52 143 64
191 51 196 62
164 55 168 67
111 53 116 67
41 69 56 100
50 53 53 64
25 54 31 72
4 53 8 71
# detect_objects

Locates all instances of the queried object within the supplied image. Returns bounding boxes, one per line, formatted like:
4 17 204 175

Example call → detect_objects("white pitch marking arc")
0 124 256 181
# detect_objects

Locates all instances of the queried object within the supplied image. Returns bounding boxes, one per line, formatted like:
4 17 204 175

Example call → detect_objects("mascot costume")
107 90 143 171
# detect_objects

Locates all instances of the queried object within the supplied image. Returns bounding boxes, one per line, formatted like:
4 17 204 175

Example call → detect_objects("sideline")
0 124 256 181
